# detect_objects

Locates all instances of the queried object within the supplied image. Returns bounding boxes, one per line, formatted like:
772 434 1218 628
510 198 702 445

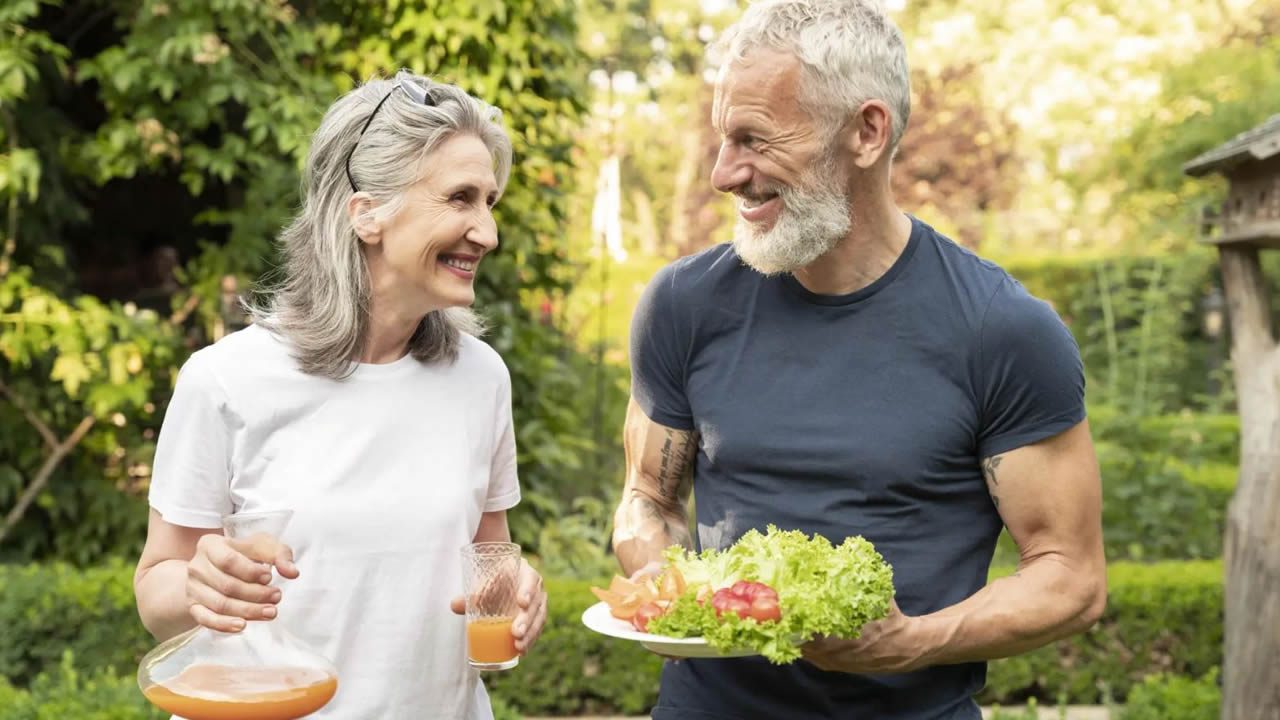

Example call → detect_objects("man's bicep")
623 398 697 504
981 419 1102 563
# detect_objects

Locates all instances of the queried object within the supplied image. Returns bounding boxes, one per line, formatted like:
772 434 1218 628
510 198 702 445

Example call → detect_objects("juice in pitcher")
137 510 339 718
142 665 338 720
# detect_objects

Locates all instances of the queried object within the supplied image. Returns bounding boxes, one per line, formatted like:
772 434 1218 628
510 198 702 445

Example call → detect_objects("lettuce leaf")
647 525 894 664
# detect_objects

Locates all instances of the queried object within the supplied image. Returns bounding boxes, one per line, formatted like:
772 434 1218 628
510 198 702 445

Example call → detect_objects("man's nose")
711 142 751 195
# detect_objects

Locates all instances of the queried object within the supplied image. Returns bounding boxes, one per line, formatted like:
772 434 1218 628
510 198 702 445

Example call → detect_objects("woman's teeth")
443 257 475 271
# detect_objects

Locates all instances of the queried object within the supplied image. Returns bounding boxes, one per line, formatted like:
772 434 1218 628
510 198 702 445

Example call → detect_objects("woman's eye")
450 192 468 203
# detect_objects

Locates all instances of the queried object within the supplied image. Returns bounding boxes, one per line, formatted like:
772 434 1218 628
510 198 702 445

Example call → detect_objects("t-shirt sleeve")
484 363 521 512
148 352 235 529
977 277 1086 459
629 262 694 430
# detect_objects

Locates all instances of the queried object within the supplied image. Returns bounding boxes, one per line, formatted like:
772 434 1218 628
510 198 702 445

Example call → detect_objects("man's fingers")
628 561 664 582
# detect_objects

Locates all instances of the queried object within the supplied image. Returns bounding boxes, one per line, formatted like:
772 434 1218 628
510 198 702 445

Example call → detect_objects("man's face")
711 50 851 275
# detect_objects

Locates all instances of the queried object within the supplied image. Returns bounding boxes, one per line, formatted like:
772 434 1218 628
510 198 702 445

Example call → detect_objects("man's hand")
800 599 925 674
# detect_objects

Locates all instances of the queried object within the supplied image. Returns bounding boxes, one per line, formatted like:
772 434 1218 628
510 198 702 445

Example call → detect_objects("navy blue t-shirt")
629 216 1086 720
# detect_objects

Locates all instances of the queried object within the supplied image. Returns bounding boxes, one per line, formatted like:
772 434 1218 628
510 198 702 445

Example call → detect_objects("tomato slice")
631 602 665 632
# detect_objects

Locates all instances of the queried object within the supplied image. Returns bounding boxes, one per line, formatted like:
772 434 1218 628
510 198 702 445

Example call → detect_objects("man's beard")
731 160 851 276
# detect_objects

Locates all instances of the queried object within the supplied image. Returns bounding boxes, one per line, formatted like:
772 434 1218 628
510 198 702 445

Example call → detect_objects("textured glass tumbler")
460 542 521 671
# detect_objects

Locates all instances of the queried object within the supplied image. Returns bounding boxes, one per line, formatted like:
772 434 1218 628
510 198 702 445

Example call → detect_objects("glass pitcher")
137 509 338 720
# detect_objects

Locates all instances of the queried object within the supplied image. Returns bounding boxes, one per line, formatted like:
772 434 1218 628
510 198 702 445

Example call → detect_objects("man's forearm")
612 490 692 576
911 553 1106 668
135 559 197 642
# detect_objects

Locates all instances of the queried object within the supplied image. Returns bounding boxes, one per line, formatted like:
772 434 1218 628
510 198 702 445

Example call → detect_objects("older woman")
132 70 546 719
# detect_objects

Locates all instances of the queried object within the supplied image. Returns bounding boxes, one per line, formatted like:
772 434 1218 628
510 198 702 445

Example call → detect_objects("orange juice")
467 616 518 663
142 664 338 720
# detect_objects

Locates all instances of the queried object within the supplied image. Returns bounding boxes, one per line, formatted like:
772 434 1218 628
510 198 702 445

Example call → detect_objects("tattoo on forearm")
982 455 1003 508
657 429 696 501
632 493 692 549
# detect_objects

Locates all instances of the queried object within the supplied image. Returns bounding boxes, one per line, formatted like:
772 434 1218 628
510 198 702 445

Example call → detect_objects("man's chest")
684 309 982 494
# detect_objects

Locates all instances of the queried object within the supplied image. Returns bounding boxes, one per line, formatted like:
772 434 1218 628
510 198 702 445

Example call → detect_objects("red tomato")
749 595 781 623
711 590 751 619
631 602 665 633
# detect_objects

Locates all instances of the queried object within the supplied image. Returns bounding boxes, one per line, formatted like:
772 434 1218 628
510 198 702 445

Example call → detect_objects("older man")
610 1 1107 719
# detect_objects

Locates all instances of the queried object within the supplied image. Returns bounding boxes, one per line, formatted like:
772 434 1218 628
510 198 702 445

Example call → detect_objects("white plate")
580 601 763 659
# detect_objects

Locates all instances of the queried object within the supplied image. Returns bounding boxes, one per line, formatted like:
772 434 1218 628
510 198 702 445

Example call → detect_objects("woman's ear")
348 193 381 244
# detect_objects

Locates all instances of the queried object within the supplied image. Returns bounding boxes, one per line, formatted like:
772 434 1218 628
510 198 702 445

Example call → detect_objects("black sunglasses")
345 73 437 193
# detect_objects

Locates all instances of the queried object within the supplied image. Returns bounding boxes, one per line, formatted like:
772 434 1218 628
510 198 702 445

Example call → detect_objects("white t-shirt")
148 323 520 719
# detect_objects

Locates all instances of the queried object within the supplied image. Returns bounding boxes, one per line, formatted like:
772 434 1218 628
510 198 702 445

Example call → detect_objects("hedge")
0 560 1221 715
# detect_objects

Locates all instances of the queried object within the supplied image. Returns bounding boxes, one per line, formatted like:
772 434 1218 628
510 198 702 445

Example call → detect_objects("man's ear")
348 193 381 244
839 100 894 169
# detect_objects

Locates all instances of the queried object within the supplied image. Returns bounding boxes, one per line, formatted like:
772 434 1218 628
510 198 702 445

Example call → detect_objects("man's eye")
451 192 469 203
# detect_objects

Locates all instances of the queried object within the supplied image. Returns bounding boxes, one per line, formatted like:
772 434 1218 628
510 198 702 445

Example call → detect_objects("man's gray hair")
252 71 513 379
716 0 911 151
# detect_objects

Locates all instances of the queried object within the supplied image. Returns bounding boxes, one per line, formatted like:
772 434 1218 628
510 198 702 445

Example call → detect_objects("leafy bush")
1117 669 1221 720
0 559 153 687
1 560 1219 713
0 653 164 720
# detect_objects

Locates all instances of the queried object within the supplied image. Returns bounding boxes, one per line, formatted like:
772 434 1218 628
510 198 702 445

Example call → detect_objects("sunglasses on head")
345 71 437 193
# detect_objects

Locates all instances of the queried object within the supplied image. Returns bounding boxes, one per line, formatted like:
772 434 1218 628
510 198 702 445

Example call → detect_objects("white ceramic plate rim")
581 601 711 645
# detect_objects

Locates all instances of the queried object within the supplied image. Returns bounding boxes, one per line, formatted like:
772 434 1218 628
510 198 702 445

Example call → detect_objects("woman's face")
360 133 500 315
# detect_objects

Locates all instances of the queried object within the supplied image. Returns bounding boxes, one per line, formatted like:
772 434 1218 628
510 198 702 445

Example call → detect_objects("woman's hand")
450 559 548 655
185 533 298 632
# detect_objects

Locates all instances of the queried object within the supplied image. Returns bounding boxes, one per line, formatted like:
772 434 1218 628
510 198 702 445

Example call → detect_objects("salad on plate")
586 525 895 664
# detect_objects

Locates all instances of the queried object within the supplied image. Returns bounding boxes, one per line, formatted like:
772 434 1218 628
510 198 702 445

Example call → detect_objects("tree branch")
0 379 57 450
0 415 96 545
1 107 19 278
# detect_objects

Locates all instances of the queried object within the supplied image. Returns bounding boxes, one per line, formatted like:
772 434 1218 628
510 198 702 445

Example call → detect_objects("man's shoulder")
649 243 754 302
914 219 1017 294
910 218 1059 323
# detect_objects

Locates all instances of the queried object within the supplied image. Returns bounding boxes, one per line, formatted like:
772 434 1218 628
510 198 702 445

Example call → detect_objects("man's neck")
791 199 912 297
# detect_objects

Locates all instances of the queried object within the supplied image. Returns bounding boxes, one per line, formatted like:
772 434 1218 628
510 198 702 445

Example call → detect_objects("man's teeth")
443 257 475 271
742 196 776 209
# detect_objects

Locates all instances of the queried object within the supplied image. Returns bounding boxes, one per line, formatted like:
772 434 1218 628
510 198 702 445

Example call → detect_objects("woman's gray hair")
715 0 911 152
252 70 513 379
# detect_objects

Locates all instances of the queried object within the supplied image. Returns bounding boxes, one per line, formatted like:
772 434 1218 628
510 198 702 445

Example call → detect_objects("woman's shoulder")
182 324 293 382
455 333 511 384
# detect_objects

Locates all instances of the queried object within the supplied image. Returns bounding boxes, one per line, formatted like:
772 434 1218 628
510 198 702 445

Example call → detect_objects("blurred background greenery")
2 0 1277 717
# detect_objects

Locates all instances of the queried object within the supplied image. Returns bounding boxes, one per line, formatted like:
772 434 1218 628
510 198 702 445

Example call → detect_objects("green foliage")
489 694 524 720
1117 669 1221 720
1080 3 1280 250
0 653 165 720
0 559 153 687
0 560 1220 712
993 407 1238 566
981 560 1223 707
0 0 625 567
